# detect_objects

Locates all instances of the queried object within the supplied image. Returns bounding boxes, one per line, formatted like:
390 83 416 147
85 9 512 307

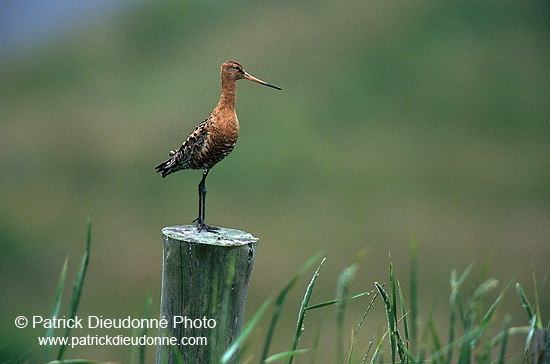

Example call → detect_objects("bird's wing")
176 117 211 165
155 116 214 177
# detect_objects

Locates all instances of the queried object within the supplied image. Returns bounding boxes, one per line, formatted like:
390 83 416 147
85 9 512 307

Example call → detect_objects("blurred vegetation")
1 0 548 362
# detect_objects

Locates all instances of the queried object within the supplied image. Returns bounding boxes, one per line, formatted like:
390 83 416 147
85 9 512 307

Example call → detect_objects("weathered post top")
162 225 259 247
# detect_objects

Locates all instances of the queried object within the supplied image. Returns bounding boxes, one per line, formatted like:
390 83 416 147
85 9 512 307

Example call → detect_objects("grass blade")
398 279 410 362
260 252 324 363
515 282 539 359
497 315 511 364
388 256 398 363
454 264 474 328
472 278 499 303
459 278 499 364
336 263 358 362
46 256 69 360
305 291 371 311
428 329 484 363
447 265 473 364
475 249 494 286
265 349 310 362
360 334 376 364
516 282 535 322
57 216 92 361
369 329 387 364
287 257 326 364
409 235 418 353
447 269 458 364
351 291 378 337
375 281 399 362
479 282 510 330
426 306 444 362
221 298 271 363
343 290 379 361
529 263 543 329
130 294 153 364
387 256 409 363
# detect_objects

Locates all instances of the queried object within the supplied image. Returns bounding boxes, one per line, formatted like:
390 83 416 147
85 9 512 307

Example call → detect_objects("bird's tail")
155 150 179 178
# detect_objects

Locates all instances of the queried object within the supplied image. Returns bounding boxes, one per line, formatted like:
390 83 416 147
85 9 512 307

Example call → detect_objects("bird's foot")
193 218 219 233
198 224 219 233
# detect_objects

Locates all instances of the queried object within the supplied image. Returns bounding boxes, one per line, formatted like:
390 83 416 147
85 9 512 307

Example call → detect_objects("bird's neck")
217 78 237 111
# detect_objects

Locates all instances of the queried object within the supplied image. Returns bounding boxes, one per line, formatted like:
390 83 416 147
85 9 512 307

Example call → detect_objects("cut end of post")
162 225 259 247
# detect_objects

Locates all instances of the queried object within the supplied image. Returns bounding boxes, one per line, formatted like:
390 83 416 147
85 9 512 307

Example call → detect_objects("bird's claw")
193 217 219 233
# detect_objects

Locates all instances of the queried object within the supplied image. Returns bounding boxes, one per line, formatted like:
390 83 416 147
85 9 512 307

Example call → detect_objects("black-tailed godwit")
155 61 281 232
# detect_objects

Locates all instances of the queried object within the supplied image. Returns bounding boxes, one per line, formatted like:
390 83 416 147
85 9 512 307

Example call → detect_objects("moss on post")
156 225 258 364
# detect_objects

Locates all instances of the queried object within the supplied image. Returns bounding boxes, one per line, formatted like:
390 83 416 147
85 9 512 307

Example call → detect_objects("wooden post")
156 225 258 364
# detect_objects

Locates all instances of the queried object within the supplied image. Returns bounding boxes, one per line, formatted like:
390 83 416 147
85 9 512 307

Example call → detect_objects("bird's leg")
193 170 206 228
193 169 219 232
198 171 207 226
194 180 203 227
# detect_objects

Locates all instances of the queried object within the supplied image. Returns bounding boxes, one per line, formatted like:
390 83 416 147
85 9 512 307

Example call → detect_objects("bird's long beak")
244 73 282 90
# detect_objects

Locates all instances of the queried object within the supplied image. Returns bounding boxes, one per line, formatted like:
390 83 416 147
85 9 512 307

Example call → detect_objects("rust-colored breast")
189 111 239 170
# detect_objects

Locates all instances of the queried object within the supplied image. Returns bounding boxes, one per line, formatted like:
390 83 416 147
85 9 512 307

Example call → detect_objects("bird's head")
221 61 282 90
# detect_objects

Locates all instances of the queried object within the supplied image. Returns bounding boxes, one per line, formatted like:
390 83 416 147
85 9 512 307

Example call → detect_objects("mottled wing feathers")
155 118 211 178
155 113 239 178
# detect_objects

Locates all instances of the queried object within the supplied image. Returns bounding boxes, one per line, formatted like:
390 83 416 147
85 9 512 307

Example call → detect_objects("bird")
155 61 281 232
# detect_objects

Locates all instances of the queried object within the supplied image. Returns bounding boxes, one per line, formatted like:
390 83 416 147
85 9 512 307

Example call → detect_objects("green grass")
260 252 325 363
45 216 94 363
225 247 546 364
130 293 153 364
42 217 119 364
39 223 546 364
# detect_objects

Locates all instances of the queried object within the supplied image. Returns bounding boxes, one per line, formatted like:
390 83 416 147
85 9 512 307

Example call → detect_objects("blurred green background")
1 0 548 362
